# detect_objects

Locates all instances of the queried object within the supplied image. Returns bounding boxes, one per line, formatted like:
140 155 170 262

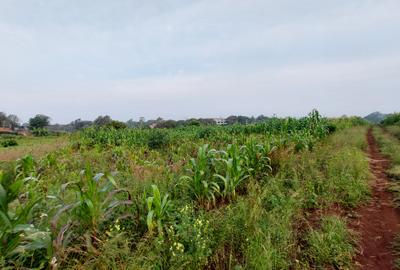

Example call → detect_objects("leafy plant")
52 166 132 233
0 169 52 268
147 130 170 149
146 185 171 234
15 155 37 179
241 139 273 179
215 144 250 200
1 138 18 148
181 145 220 208
31 128 49 137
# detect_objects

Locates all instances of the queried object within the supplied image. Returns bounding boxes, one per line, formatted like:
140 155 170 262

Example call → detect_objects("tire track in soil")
353 128 400 269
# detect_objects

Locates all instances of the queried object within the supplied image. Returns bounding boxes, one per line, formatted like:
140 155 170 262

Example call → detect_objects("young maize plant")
50 165 132 257
214 144 250 201
0 161 52 267
146 184 171 234
241 138 273 179
180 144 220 208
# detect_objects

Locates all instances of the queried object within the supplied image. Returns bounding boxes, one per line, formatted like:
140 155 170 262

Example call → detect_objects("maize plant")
180 144 220 208
241 139 274 179
146 184 170 234
0 170 52 267
215 144 250 200
52 166 132 232
15 155 37 179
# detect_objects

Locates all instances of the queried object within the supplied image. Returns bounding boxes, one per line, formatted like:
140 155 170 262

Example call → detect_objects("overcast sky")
1 0 399 124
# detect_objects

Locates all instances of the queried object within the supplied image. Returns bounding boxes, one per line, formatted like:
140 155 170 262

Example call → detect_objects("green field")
0 136 67 162
0 112 391 269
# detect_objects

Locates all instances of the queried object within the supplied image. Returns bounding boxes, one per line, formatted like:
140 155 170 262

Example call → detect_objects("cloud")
0 0 399 122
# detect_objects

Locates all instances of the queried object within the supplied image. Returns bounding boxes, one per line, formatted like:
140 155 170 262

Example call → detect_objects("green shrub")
31 128 49 137
147 130 170 149
197 127 217 139
1 138 18 147
106 120 127 130
382 113 400 126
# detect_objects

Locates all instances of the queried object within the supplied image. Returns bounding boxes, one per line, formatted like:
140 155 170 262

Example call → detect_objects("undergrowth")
0 116 370 269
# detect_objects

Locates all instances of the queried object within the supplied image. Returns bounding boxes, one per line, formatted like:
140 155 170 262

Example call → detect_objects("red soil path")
353 129 400 269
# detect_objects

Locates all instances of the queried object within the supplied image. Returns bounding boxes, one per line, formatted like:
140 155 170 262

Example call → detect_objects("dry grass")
0 136 68 161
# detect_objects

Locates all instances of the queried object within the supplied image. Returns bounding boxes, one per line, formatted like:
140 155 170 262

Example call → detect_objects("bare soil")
353 129 400 269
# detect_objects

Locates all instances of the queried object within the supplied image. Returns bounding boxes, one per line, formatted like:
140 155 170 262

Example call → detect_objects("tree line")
0 111 273 133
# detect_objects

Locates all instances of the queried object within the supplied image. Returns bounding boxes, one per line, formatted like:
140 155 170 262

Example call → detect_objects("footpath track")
353 129 400 269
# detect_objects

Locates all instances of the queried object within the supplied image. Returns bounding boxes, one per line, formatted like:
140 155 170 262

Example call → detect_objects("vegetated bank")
372 121 400 268
0 111 370 269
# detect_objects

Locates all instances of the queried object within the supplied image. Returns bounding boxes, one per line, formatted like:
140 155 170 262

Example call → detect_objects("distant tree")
7 114 20 129
198 118 216 125
156 120 177 129
107 120 127 129
256 115 269 122
126 119 138 128
94 115 112 126
225 115 238 125
139 117 146 128
71 119 92 130
237 115 251 125
0 112 9 127
381 113 400 126
186 119 201 126
29 114 50 130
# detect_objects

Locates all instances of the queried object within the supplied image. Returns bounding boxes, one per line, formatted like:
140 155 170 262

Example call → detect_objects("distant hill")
364 112 388 123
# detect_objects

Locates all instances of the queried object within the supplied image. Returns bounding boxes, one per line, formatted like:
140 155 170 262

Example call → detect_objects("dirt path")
353 129 400 269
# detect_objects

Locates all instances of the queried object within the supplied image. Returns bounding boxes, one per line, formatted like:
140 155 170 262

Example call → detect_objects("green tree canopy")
29 114 50 129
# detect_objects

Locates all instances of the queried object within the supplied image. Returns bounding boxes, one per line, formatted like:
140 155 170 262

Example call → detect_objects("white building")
213 118 226 125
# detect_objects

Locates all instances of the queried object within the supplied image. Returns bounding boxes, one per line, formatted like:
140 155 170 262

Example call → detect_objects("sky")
1 0 399 124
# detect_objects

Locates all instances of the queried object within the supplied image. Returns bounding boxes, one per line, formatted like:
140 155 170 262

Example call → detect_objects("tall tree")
29 114 50 129
94 115 112 126
7 114 20 129
0 112 8 127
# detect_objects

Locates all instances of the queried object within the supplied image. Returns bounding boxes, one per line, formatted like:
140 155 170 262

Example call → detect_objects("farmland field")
1 112 400 269
0 136 67 162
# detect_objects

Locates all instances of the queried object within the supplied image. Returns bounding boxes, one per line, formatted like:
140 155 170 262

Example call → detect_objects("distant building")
0 127 31 136
0 127 13 134
213 118 226 125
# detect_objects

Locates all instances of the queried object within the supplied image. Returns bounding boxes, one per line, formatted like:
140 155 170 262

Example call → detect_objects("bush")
382 113 400 126
31 128 49 137
1 138 18 147
147 130 170 149
197 127 217 139
156 120 177 129
106 120 127 130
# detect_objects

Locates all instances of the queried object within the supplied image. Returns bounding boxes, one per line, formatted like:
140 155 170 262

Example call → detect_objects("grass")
0 135 67 162
386 125 400 141
303 216 355 269
0 116 372 269
373 127 400 267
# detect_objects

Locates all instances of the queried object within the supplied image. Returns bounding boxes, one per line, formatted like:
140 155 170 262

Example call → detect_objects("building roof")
0 127 13 133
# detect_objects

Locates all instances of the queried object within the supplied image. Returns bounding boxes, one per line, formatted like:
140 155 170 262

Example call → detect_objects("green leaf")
147 210 154 231
0 209 12 229
0 183 7 210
